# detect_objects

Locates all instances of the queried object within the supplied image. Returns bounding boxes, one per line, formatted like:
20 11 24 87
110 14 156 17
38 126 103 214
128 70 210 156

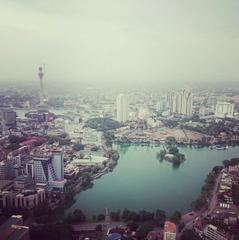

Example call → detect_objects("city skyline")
1 1 239 239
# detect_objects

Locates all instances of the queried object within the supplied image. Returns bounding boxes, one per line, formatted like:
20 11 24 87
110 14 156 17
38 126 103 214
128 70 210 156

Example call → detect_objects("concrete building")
14 189 45 208
215 102 234 118
0 108 17 126
33 150 65 190
0 108 16 135
0 215 30 240
203 224 228 240
169 89 193 117
207 95 217 110
0 180 45 209
26 161 34 178
0 160 15 180
116 94 129 122
156 97 169 112
163 221 176 240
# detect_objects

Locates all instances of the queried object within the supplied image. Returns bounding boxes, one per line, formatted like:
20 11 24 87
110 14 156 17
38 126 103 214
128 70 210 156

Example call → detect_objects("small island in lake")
157 146 186 165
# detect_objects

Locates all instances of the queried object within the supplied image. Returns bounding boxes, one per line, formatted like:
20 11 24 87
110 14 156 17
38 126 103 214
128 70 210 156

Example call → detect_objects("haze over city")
1 1 239 240
0 0 239 89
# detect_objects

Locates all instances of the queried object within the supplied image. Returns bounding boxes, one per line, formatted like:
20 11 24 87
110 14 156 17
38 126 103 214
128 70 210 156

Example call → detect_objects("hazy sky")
0 0 239 88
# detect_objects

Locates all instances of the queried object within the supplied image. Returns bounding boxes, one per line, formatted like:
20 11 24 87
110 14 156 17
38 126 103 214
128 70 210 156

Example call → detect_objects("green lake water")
67 144 239 216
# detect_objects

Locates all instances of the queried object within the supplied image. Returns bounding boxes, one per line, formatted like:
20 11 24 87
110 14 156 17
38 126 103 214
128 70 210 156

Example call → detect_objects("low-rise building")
163 221 176 240
0 215 30 240
203 224 228 240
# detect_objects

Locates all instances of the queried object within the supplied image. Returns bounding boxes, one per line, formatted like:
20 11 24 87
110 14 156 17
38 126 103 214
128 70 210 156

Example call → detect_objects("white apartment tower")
116 94 129 122
169 89 193 116
215 102 234 118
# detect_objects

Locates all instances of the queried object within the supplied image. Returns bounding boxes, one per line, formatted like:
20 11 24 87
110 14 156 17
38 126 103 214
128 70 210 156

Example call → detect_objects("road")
177 172 222 239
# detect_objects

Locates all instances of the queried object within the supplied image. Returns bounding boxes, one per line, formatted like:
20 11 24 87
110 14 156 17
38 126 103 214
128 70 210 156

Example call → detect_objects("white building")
156 95 169 112
215 102 234 118
116 94 129 122
169 89 193 117
203 224 228 240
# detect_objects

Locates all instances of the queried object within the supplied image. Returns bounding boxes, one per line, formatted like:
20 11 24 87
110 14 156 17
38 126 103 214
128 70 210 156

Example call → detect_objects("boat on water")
214 145 228 150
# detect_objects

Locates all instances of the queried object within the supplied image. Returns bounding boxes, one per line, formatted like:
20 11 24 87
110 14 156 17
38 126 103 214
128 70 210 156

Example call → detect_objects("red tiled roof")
164 221 176 233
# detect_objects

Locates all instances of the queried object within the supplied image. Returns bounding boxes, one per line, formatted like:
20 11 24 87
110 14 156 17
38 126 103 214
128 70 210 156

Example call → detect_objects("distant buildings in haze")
116 94 129 122
169 89 193 117
215 101 235 118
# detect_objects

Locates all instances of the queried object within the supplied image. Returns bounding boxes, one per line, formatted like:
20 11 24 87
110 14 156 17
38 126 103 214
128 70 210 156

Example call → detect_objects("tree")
95 224 103 232
168 146 179 155
136 221 156 240
181 229 202 240
138 211 154 222
29 223 73 240
64 181 75 205
232 184 239 205
33 204 52 218
155 209 166 227
157 150 166 160
169 210 181 225
109 150 120 161
165 136 176 144
81 173 94 190
127 221 139 231
84 118 121 131
65 209 86 224
110 211 121 221
97 214 105 221
91 146 99 151
122 208 130 220
73 143 84 151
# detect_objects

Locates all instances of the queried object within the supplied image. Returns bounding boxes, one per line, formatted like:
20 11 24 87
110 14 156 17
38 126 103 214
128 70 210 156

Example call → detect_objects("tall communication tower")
38 66 47 105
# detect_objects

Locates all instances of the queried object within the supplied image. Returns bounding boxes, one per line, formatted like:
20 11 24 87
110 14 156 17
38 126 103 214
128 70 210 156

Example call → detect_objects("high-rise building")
33 150 65 190
169 89 193 116
51 151 64 180
207 95 217 110
116 94 129 122
0 108 16 135
156 96 169 112
0 160 15 180
215 102 234 118
163 221 176 240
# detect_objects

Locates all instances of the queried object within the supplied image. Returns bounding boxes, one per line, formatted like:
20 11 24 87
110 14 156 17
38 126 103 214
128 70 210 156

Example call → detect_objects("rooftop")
164 221 176 233
0 215 29 240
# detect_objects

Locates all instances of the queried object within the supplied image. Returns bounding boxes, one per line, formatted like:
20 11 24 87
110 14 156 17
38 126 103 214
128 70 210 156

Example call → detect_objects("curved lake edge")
66 144 239 217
